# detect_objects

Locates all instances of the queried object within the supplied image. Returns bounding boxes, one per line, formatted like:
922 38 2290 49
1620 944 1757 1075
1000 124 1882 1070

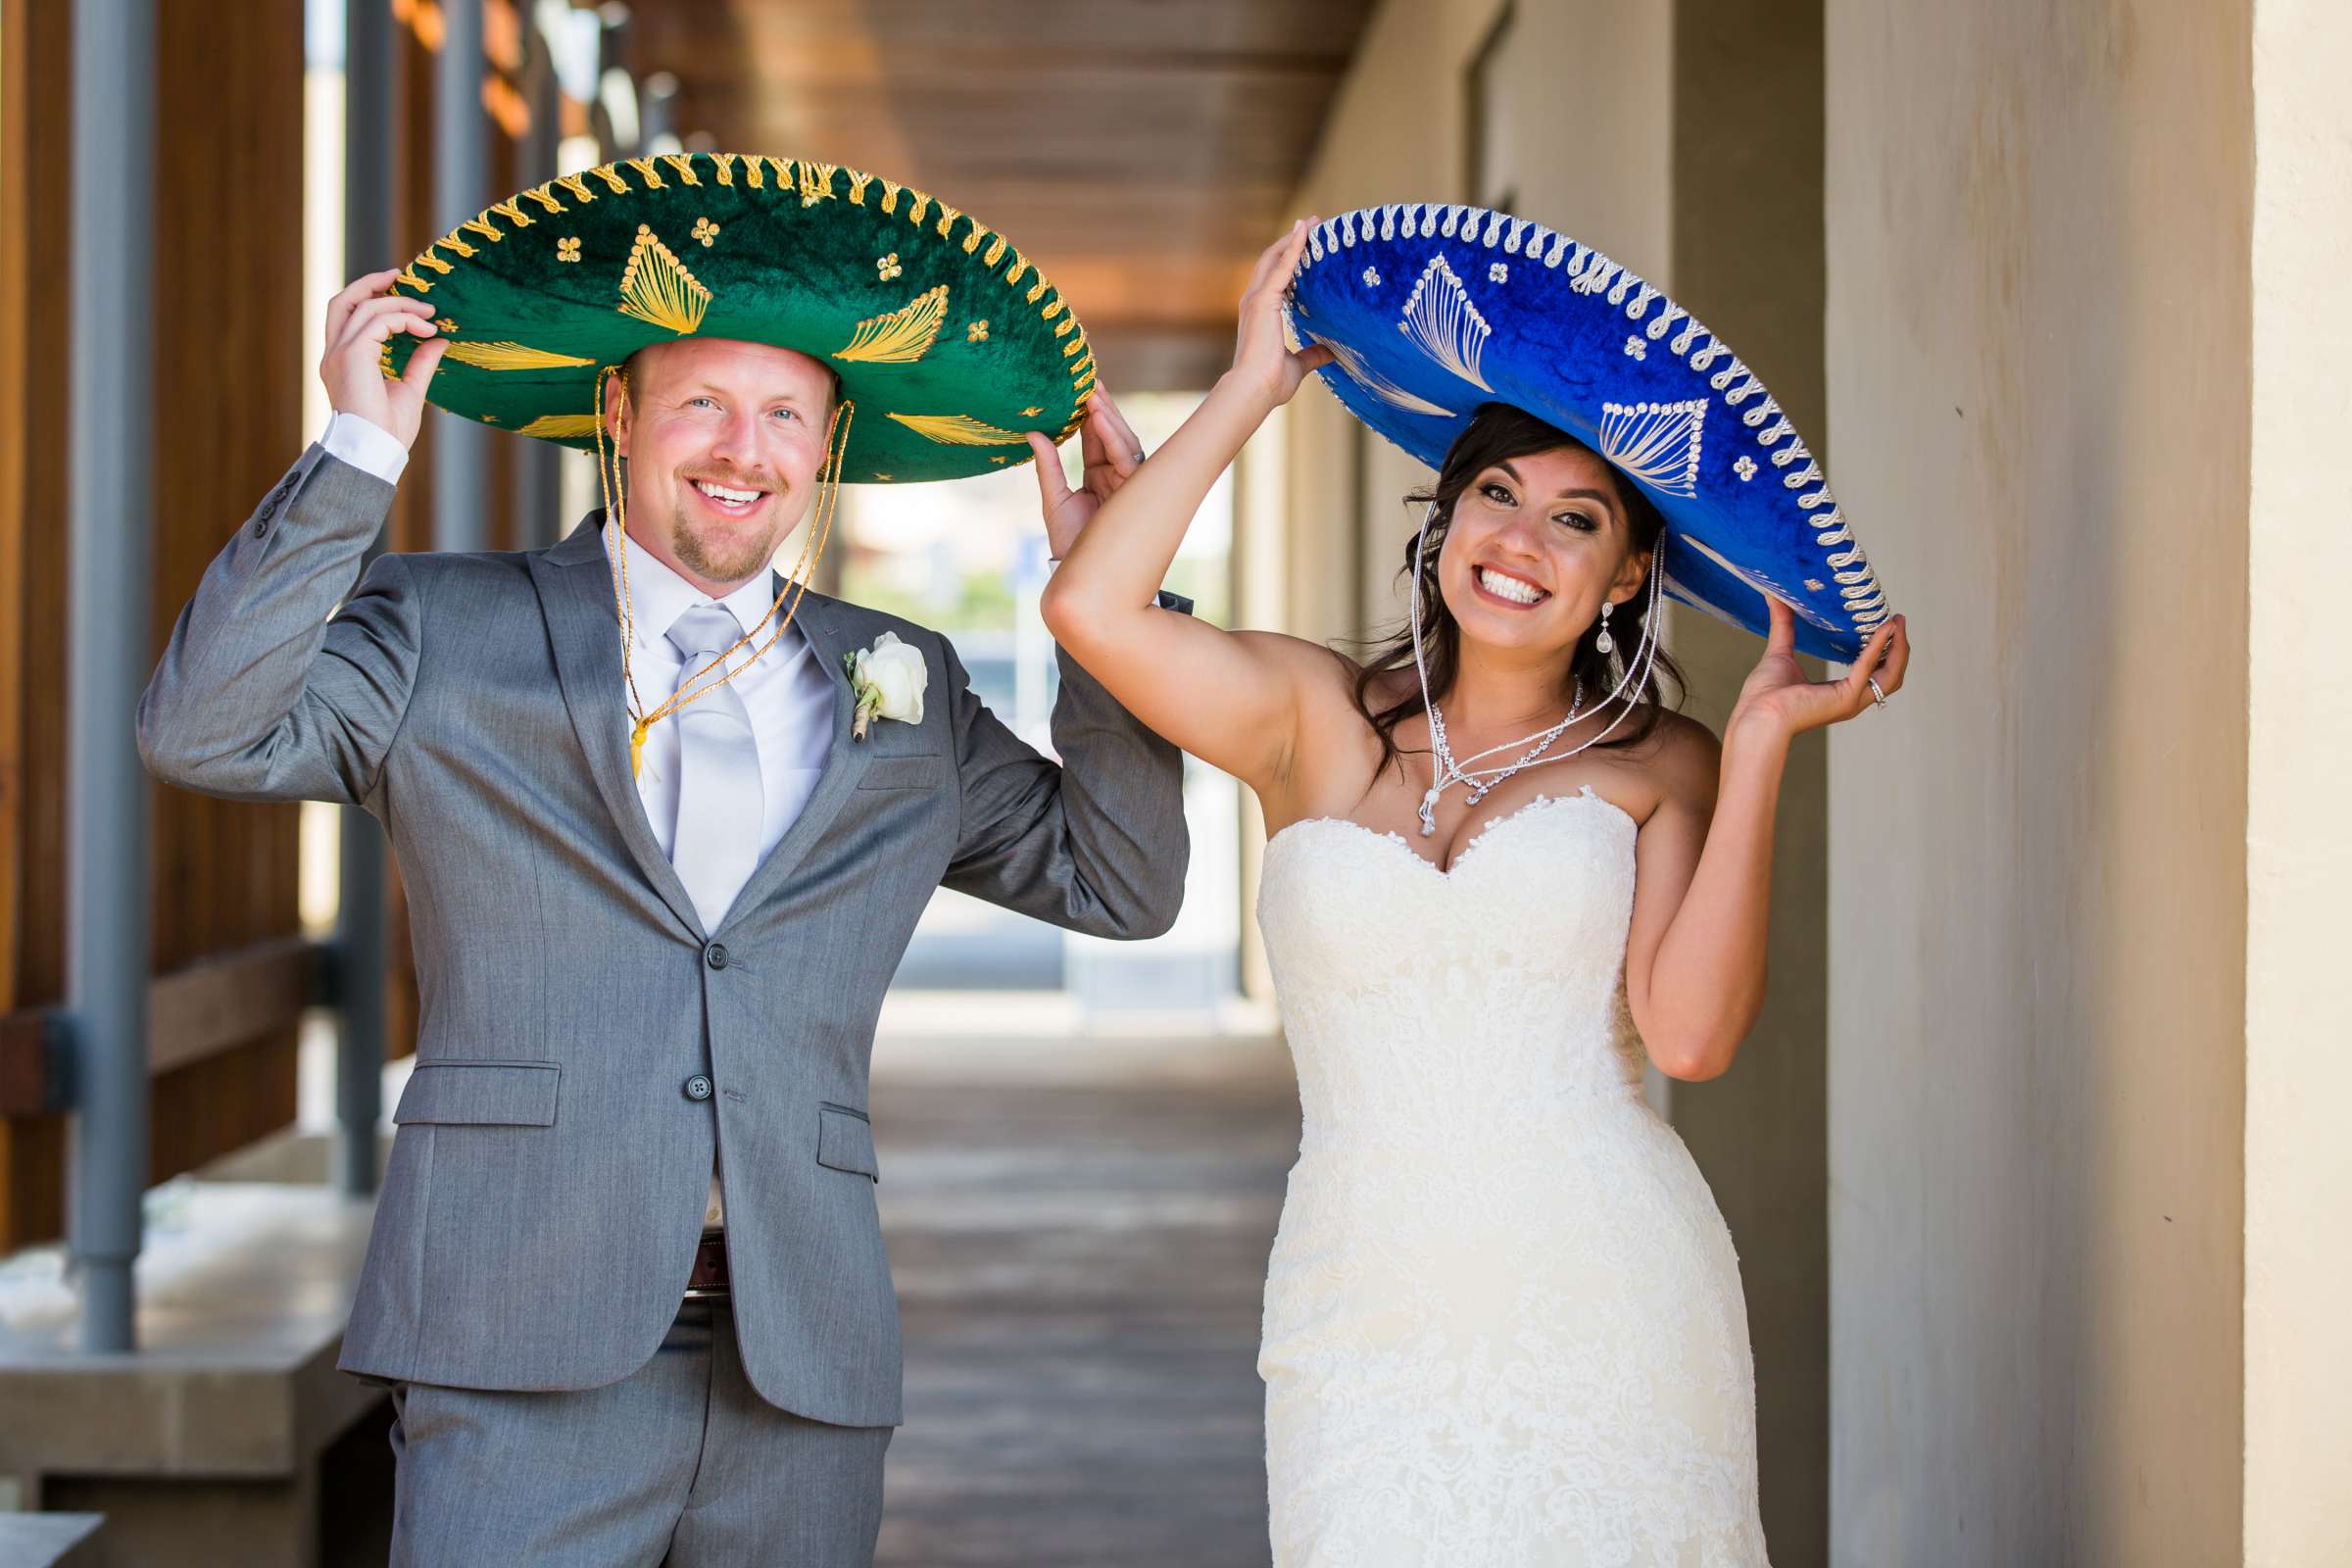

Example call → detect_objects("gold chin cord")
590 365 856 777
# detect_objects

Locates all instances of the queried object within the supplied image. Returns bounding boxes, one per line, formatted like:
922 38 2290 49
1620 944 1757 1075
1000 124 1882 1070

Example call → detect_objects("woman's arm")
1037 220 1334 793
1625 600 1912 1079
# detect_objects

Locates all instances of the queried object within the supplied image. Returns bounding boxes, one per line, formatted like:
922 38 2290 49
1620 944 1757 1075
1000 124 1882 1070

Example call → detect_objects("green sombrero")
383 152 1096 483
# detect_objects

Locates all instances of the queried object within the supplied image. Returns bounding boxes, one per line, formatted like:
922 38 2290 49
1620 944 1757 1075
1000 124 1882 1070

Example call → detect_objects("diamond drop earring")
1594 600 1615 656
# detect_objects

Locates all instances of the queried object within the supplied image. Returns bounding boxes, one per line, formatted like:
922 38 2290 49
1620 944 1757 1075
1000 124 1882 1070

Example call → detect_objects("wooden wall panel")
140 0 311 1203
1 0 76 1255
0 0 310 1249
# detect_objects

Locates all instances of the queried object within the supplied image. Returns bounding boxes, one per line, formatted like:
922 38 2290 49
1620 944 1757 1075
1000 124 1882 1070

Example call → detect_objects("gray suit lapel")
714 582 872 935
530 515 709 940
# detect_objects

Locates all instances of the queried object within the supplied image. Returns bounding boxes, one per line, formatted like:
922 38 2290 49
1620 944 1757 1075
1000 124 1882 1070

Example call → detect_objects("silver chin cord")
1406 500 1666 838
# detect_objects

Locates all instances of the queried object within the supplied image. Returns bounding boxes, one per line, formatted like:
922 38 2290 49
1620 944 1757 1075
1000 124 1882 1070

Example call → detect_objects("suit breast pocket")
857 753 947 793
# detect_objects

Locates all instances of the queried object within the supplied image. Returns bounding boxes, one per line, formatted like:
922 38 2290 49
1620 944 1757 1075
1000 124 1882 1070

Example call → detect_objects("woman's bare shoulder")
1630 708 1723 808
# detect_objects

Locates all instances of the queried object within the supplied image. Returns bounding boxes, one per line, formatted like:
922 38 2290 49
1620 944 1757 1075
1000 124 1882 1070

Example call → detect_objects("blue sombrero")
1284 204 1887 662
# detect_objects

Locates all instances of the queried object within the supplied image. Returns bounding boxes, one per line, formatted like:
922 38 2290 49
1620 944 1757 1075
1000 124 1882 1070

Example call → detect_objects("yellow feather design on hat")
441 340 597 371
834 285 949 365
516 413 604 439
886 412 1028 446
616 225 710 335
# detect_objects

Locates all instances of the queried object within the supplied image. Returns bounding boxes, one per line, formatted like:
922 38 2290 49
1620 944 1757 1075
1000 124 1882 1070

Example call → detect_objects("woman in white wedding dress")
1034 215 1907 1566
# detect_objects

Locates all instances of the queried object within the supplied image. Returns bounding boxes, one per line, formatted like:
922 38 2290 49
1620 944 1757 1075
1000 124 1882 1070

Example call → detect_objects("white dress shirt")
323 411 839 1233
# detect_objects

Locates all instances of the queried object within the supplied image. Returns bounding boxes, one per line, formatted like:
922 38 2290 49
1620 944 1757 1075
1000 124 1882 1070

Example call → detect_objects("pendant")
1419 783 1443 837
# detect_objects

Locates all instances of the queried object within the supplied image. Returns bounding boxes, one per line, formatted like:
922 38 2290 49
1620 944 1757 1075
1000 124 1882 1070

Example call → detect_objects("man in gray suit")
138 270 1189 1563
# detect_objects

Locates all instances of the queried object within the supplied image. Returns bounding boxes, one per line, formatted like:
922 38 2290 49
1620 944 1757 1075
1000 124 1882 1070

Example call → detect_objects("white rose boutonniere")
845 631 927 741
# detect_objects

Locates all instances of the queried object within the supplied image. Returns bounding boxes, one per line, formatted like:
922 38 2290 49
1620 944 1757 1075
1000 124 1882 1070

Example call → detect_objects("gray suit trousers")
389 1301 890 1567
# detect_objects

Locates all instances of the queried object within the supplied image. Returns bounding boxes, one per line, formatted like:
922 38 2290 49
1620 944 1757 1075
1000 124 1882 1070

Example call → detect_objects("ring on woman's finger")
1867 676 1888 709
1132 450 1146 465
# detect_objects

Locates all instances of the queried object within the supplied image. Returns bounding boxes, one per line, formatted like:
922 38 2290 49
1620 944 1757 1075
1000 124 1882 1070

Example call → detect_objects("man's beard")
672 513 790 585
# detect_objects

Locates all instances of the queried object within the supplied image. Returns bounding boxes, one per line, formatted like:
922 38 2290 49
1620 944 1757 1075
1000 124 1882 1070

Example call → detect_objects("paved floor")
870 1024 1298 1567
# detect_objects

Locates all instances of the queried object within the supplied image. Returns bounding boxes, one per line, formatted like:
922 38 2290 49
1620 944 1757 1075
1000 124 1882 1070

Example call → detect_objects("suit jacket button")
705 942 729 970
685 1075 713 1102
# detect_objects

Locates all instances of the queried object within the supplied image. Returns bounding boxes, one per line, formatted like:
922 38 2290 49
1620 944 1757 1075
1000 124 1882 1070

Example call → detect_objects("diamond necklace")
1404 501 1666 838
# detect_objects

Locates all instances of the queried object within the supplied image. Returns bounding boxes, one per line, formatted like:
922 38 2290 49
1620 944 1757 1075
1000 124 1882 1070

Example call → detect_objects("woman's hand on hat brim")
1726 598 1910 746
1226 220 1335 412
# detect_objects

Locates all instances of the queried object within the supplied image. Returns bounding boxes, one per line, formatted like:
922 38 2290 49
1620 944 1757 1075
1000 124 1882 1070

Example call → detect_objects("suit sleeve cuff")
321 410 410 485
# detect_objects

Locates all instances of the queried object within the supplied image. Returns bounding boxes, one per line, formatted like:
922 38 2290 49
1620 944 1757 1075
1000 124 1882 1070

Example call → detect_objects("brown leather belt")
685 1233 729 1298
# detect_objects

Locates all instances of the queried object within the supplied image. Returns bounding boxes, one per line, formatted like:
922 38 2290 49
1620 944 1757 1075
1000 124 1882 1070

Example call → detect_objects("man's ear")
603 374 631 459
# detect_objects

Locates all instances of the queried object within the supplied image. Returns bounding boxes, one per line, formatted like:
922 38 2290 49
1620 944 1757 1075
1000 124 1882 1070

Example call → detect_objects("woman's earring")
1595 600 1615 656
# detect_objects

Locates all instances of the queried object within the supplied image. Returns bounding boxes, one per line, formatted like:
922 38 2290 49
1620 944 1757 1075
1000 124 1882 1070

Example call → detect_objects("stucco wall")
1823 3 2251 1561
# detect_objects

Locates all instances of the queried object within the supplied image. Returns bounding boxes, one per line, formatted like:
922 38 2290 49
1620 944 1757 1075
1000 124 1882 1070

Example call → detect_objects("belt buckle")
684 1233 730 1299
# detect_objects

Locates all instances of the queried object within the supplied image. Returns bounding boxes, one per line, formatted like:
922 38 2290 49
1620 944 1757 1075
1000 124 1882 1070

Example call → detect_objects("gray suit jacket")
137 446 1189 1427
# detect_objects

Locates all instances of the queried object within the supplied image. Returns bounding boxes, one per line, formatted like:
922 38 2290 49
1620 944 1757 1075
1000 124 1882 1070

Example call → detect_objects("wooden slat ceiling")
626 0 1377 390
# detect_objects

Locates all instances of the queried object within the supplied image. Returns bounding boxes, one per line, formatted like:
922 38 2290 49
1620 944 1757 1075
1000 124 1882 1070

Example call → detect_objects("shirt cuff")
321 410 410 485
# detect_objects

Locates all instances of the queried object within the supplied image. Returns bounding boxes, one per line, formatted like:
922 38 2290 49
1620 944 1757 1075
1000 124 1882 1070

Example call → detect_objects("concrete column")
1824 3 2250 1559
66 0 157 1352
2244 3 2352 1560
1658 7 1831 1560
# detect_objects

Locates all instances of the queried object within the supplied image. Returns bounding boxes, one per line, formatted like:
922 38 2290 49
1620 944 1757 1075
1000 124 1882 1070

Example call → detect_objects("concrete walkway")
869 1008 1296 1566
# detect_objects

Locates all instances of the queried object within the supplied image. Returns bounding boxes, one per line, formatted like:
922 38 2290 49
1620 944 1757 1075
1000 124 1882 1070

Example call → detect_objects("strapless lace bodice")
1260 789 1649 1138
1252 788 1769 1567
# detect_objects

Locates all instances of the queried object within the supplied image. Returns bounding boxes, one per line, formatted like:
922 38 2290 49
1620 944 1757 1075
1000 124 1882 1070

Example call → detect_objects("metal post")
431 0 487 553
334 0 397 1198
514 18 564 549
67 0 157 1353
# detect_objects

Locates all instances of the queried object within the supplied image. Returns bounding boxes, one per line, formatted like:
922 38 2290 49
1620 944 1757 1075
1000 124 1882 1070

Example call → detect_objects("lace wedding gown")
1255 788 1769 1566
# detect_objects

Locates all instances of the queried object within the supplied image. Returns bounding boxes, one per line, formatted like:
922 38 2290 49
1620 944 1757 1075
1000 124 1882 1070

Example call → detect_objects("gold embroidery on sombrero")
554 172 597 204
490 197 534 229
798 162 838 207
886 413 1028 446
616 225 710 335
661 153 700 186
441 341 597 371
521 184 565 215
592 165 629 195
692 217 719 246
932 201 962 239
395 268 434 292
846 170 874 205
557 236 581 263
710 153 738 186
875 253 902 280
834 285 949 365
516 413 604 439
967 320 989 343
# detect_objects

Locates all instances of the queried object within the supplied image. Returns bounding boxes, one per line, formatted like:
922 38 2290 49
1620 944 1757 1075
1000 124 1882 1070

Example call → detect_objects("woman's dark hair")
1350 403 1686 780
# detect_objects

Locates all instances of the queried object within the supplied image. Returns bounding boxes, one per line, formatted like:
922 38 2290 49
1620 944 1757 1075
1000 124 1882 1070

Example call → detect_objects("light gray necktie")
665 605 764 932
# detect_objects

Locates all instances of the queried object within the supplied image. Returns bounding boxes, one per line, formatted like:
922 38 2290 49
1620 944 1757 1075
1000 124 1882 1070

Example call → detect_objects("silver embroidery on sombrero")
1598 400 1707 500
1396 254 1493 391
1317 334 1455 419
